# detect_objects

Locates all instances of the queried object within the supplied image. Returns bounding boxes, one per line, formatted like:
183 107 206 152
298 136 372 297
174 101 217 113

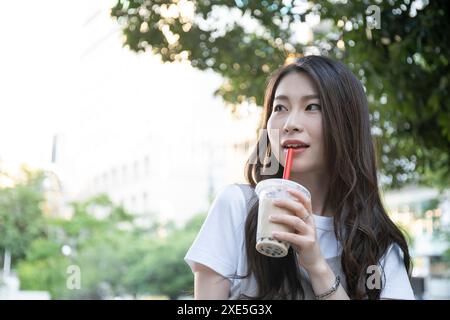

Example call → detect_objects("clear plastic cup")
255 178 311 258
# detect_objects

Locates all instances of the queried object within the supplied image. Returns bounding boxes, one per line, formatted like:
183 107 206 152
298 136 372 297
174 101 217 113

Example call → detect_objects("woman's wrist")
306 260 340 299
305 258 329 278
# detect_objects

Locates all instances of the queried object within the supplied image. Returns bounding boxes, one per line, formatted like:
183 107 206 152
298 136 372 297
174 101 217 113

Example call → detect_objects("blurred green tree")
0 167 46 265
17 191 206 299
111 0 449 189
123 213 206 299
16 238 68 298
17 194 136 299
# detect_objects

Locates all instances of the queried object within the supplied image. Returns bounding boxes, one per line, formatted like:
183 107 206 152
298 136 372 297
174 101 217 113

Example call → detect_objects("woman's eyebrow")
274 94 319 102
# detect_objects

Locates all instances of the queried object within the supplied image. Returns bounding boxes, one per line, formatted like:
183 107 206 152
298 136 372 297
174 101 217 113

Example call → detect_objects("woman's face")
267 71 326 175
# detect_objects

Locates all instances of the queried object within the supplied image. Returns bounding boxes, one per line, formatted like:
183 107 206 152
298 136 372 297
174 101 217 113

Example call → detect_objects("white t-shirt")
184 183 415 300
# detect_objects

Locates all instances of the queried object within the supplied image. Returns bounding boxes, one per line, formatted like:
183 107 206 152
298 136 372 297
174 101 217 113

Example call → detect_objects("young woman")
184 55 414 300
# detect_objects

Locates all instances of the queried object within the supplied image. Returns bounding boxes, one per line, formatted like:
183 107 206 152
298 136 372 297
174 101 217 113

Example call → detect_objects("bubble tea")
255 178 311 258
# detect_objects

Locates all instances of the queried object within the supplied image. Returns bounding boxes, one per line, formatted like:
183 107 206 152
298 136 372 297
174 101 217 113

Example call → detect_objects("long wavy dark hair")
240 55 412 300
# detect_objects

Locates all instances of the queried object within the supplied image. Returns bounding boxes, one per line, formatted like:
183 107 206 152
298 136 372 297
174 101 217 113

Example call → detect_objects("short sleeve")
379 244 415 300
184 184 247 279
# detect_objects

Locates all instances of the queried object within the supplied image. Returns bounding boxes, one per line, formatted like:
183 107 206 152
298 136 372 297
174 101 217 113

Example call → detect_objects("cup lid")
255 178 311 199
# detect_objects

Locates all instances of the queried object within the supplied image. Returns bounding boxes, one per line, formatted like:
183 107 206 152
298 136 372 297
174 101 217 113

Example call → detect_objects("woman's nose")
283 112 304 133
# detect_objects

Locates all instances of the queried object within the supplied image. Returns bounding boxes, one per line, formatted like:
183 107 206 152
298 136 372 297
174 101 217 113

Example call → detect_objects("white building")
382 186 450 299
53 0 261 225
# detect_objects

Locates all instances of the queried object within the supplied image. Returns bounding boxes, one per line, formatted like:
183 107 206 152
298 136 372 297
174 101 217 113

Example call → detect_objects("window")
142 192 148 211
134 161 139 179
102 173 108 188
144 156 150 175
131 196 136 212
111 168 117 184
122 165 127 182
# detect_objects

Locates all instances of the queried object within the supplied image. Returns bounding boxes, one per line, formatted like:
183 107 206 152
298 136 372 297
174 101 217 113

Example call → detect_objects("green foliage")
0 168 46 262
0 168 204 299
15 187 206 299
123 215 206 299
16 238 69 298
421 197 441 212
111 0 450 189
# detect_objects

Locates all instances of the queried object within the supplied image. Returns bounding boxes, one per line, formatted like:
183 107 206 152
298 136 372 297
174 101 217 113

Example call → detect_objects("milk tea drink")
255 178 311 258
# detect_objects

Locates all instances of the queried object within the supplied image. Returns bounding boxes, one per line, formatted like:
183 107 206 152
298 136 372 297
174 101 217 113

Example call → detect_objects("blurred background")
0 0 448 299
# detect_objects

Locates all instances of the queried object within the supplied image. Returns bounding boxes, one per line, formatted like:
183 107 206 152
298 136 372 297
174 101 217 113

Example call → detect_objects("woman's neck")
288 170 333 217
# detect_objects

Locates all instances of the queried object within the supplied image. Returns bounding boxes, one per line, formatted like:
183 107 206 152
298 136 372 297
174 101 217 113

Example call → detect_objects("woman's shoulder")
210 183 254 219
215 183 254 201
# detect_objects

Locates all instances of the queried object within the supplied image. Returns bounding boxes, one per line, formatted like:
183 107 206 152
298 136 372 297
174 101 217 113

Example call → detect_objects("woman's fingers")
286 188 313 213
272 198 310 220
271 231 314 250
269 214 308 234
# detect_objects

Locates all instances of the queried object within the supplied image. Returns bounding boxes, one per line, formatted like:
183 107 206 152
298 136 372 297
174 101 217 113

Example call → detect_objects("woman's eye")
306 104 321 111
273 105 285 112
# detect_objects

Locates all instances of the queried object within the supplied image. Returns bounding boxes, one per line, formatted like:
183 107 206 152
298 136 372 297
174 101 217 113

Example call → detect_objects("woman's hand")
270 188 350 300
270 188 326 273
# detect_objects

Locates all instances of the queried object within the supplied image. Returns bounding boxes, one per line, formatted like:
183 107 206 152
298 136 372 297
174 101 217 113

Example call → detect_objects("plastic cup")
254 178 311 258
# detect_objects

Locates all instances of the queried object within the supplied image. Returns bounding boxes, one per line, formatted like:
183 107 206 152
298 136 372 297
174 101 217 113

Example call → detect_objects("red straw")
282 148 294 180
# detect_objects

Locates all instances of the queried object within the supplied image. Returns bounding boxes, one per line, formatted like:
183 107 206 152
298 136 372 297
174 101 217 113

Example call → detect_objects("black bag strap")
236 183 258 212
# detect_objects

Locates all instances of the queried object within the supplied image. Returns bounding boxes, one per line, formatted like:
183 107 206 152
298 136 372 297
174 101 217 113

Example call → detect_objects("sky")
0 0 232 174
0 0 82 171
